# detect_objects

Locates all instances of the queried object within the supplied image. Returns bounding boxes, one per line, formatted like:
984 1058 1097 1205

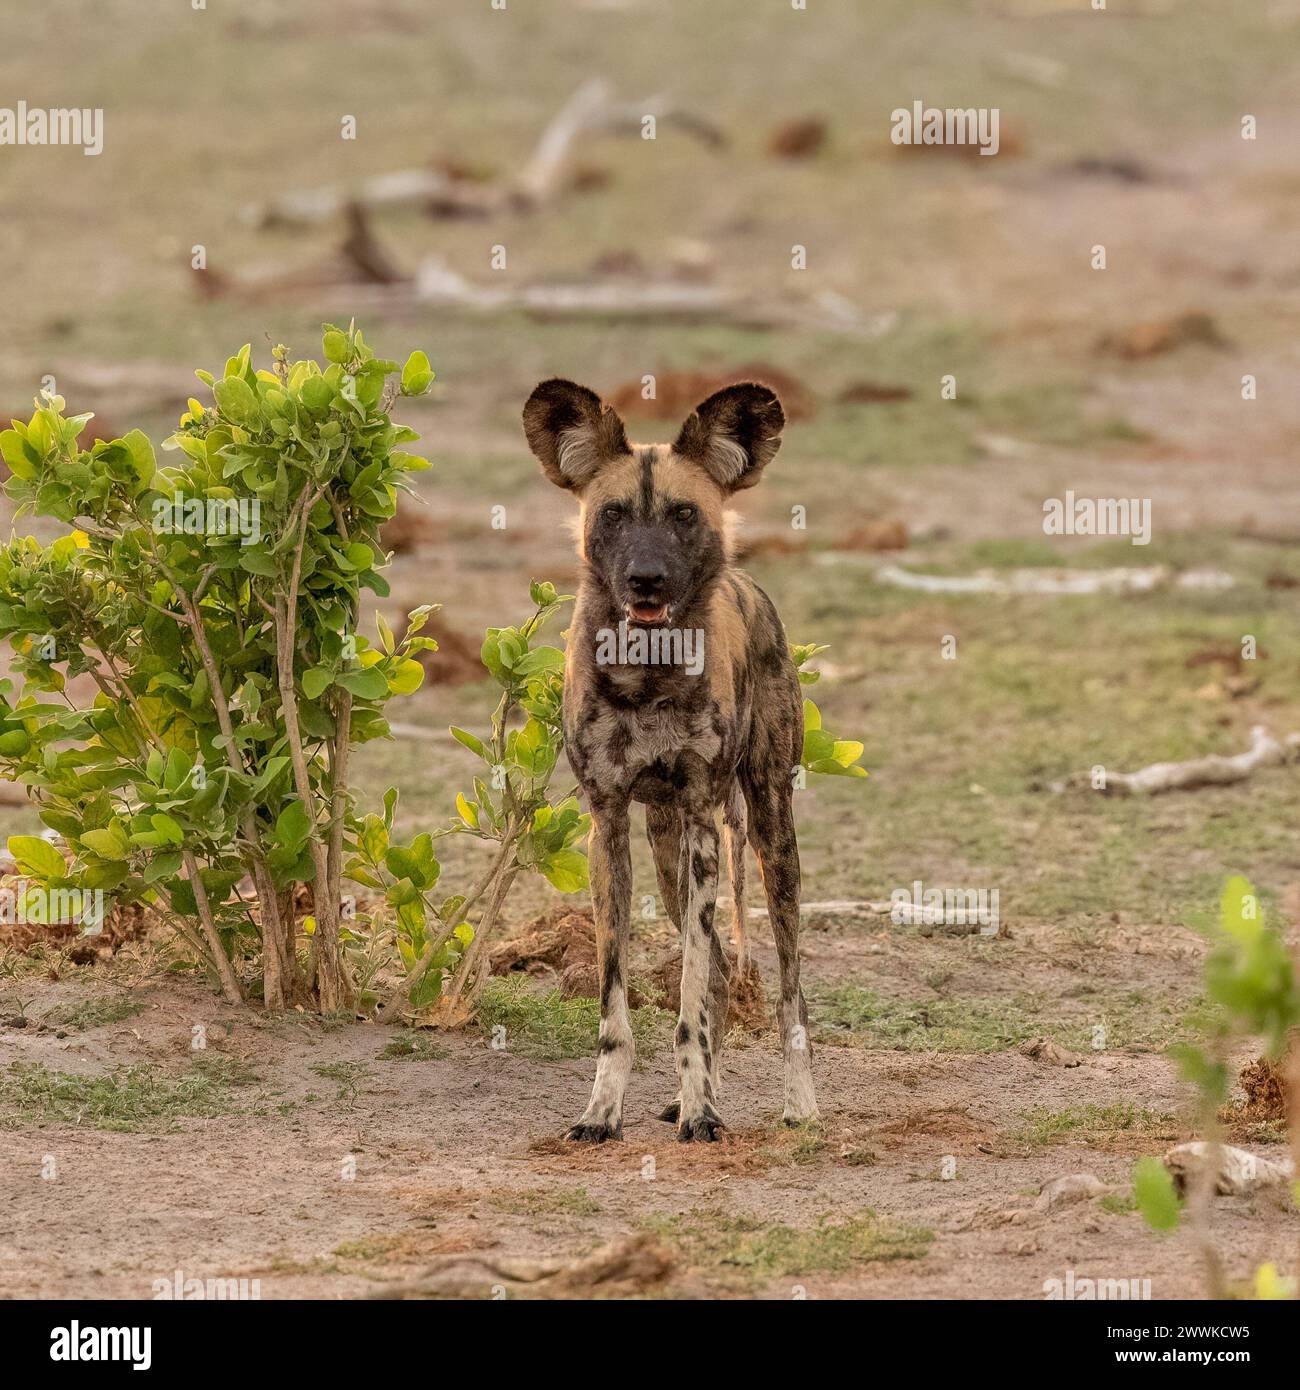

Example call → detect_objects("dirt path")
2 915 1291 1300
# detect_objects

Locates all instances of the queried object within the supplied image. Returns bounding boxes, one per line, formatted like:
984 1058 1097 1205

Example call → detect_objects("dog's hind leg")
743 777 818 1126
645 802 683 929
565 801 634 1142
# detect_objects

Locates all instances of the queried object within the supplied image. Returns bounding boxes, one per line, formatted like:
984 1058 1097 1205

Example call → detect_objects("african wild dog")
522 378 818 1142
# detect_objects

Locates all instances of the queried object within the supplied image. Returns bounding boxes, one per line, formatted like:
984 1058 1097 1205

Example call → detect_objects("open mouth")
626 600 670 625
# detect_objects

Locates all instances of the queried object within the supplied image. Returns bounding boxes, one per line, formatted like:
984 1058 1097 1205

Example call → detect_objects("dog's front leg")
565 801 633 1142
675 808 724 1141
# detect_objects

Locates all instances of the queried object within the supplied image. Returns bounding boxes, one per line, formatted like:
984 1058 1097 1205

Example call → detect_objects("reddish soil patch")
526 1126 777 1177
413 616 486 686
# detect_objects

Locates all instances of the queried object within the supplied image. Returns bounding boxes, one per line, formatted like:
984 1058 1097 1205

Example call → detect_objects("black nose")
626 564 666 595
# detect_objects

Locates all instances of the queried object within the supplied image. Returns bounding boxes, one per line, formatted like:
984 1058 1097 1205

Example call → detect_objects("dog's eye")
675 505 696 523
602 504 623 522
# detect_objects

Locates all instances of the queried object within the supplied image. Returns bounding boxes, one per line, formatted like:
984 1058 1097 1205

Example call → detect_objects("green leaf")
542 847 589 893
143 852 183 883
276 800 313 852
375 611 395 655
122 429 156 485
81 862 126 890
1133 1156 1181 1232
409 963 442 1008
802 729 835 764
449 726 487 760
249 756 291 798
830 739 864 767
400 350 434 396
168 879 197 916
384 835 439 890
360 815 389 864
8 835 65 879
323 330 350 364
387 657 424 696
303 667 334 700
150 813 185 845
1 429 38 479
511 717 555 776
300 375 333 412
514 646 565 677
336 667 389 701
80 827 128 860
0 728 32 755
239 548 278 578
343 542 375 572
163 748 191 792
213 376 257 424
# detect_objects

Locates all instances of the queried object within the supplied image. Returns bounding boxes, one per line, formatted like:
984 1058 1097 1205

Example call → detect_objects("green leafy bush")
351 582 587 1016
0 324 434 1010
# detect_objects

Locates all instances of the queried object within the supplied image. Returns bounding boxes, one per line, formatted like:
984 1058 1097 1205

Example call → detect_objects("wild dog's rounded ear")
673 383 785 492
522 379 631 491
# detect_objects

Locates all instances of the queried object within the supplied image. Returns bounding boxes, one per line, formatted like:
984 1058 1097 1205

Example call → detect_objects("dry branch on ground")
1055 725 1300 797
872 564 1236 596
242 79 726 230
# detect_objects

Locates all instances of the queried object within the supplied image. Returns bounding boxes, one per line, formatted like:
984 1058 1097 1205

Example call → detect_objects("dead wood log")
241 167 490 229
871 563 1236 596
411 257 887 335
1061 725 1300 797
513 78 725 207
747 899 893 919
242 80 726 229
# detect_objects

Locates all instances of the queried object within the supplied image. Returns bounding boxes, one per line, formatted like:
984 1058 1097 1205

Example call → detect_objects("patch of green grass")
1101 1191 1138 1215
379 1031 448 1061
43 995 143 1032
977 382 1148 451
478 976 672 1061
272 1253 341 1276
780 535 1300 931
1015 1104 1178 1149
310 1061 371 1107
333 1235 401 1262
0 1061 237 1132
646 1208 931 1289
812 984 1195 1055
811 986 1028 1052
189 1051 261 1087
489 1186 602 1217
759 1121 827 1165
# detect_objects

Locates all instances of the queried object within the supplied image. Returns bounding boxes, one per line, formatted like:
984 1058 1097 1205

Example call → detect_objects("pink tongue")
633 603 665 621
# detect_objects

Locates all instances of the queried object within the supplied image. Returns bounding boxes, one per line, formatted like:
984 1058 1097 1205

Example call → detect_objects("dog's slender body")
523 379 818 1142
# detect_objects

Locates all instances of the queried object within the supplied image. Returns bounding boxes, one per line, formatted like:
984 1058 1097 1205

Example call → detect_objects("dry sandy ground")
1 913 1293 1301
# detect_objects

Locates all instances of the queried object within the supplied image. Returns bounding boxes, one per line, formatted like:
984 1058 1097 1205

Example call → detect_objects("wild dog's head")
522 379 784 625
